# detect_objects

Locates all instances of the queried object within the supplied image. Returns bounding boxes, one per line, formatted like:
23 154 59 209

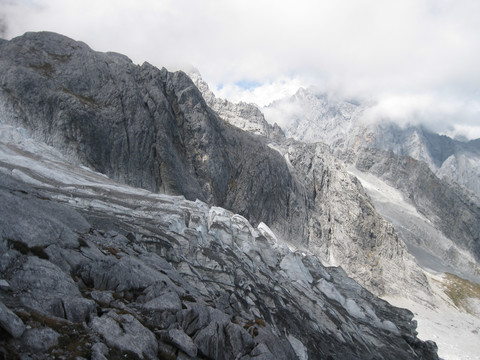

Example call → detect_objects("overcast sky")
2 0 480 138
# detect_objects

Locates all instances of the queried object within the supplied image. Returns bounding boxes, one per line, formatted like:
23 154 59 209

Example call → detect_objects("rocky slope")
264 88 480 196
0 123 438 359
188 69 284 140
186 71 429 297
0 31 429 298
341 148 480 283
0 31 306 243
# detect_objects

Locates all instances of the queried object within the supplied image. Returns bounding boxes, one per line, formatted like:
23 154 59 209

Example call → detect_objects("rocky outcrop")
0 135 438 359
348 124 480 196
264 87 480 284
188 69 284 139
278 141 428 295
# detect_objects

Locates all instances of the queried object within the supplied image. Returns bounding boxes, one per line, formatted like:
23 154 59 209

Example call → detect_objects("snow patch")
384 272 480 360
279 252 313 284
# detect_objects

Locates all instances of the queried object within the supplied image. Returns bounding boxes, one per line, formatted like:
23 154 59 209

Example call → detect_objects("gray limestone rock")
90 311 158 359
20 327 60 352
0 300 25 338
7 256 95 322
90 290 115 306
342 147 480 281
188 69 284 139
265 87 480 197
0 31 431 299
0 183 88 249
157 328 197 357
0 31 301 241
91 342 109 360
142 291 182 312
0 168 438 359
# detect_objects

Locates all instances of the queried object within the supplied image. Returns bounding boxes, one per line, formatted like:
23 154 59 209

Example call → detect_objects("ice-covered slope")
339 154 480 360
385 272 480 360
346 165 480 283
0 123 439 359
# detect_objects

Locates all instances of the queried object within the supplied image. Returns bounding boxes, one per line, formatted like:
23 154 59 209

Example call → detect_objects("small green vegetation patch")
441 273 480 314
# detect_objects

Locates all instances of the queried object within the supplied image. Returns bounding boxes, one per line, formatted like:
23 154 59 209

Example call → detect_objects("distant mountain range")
264 87 480 196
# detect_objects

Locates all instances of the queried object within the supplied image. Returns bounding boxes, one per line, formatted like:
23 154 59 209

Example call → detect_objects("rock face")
341 147 480 283
188 69 284 139
269 140 427 295
0 132 438 359
0 31 428 297
349 124 480 197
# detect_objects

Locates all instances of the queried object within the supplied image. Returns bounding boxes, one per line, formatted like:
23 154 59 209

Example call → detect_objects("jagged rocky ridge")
188 69 284 140
0 31 428 297
0 123 438 359
264 88 480 196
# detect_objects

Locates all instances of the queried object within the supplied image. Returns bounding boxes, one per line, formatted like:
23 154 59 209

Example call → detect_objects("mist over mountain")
0 31 479 359
264 87 480 196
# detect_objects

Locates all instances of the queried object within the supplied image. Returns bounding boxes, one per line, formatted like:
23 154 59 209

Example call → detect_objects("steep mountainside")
341 148 480 283
0 32 427 297
265 88 480 196
0 124 438 359
0 31 305 244
191 72 480 359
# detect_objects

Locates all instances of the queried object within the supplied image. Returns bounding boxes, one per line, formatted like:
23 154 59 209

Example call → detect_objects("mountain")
264 87 480 281
263 88 363 148
265 88 480 196
0 31 428 299
0 32 441 359
342 147 480 283
192 73 480 359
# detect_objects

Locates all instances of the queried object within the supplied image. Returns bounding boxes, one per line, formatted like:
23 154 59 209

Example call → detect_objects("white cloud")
2 0 480 138
215 77 306 107
361 92 480 139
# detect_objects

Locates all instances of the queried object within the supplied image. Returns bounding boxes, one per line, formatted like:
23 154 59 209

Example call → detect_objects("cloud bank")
2 0 480 138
